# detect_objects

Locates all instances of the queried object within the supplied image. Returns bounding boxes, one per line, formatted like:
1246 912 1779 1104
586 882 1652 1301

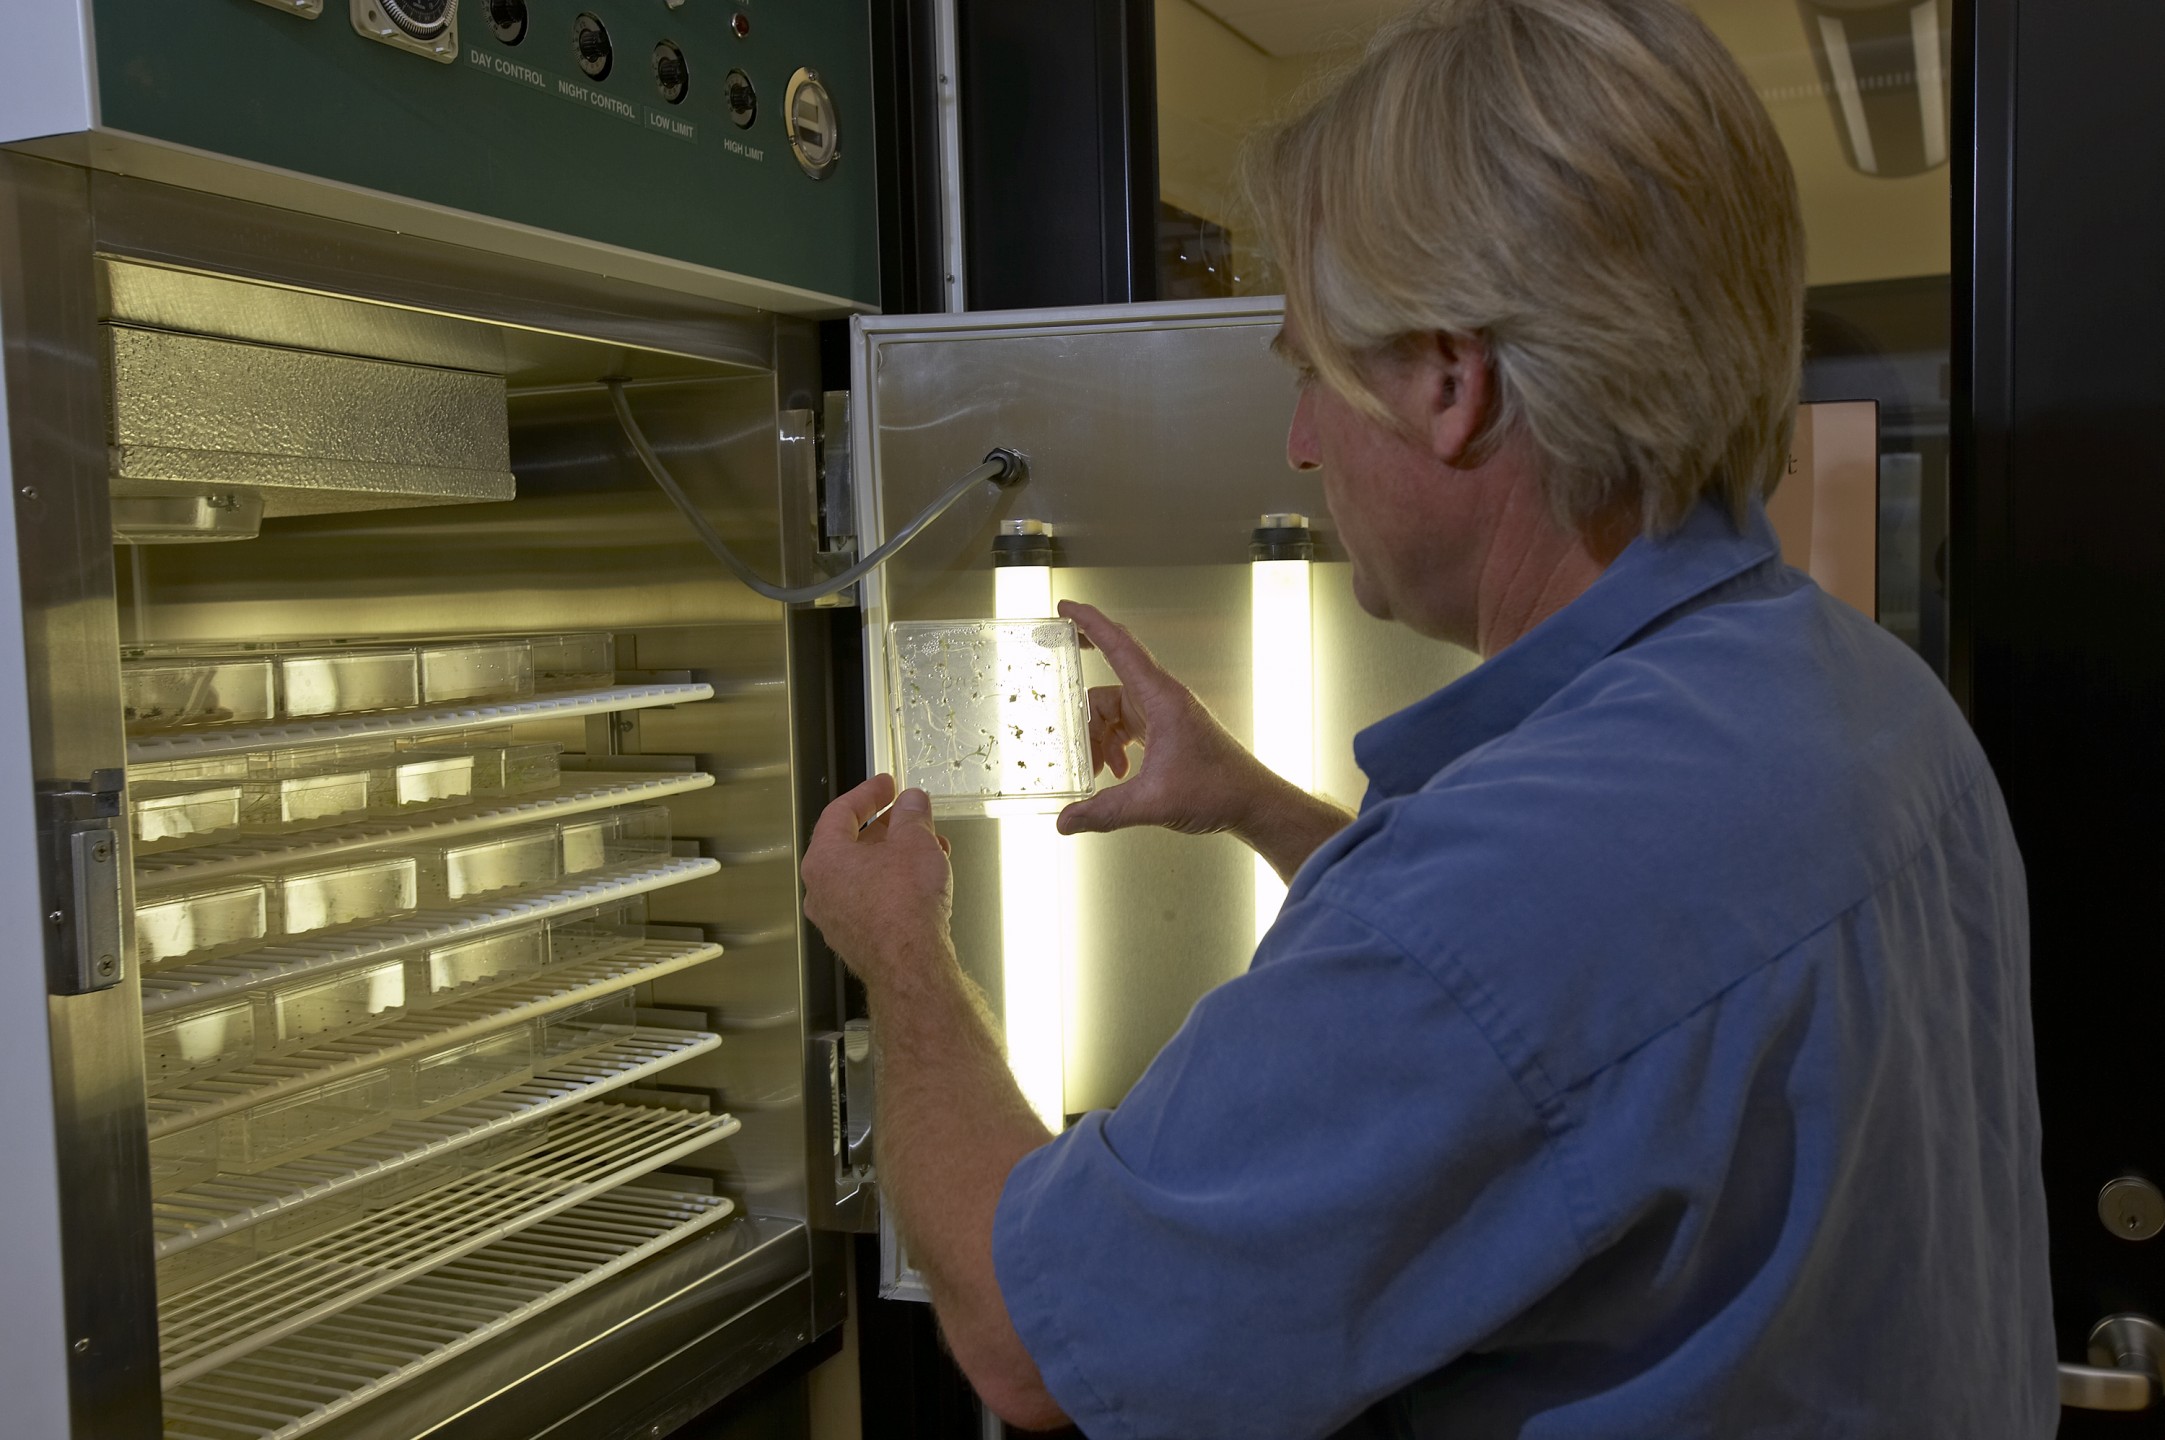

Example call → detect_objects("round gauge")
379 0 451 40
574 13 613 80
784 68 840 180
653 41 690 104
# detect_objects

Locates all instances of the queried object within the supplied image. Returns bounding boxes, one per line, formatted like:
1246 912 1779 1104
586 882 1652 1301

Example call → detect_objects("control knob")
574 12 613 80
486 0 526 44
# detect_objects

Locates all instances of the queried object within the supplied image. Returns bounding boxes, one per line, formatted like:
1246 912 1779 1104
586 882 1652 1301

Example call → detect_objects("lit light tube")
992 521 1070 1130
1250 514 1316 944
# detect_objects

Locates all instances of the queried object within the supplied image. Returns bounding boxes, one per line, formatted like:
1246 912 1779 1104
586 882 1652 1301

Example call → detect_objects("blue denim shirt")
992 498 2055 1439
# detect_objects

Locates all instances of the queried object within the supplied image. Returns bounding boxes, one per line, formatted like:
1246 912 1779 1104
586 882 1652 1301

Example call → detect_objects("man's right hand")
1056 601 1352 881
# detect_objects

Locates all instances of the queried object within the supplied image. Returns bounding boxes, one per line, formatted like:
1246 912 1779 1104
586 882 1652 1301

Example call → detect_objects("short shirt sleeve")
992 896 1587 1440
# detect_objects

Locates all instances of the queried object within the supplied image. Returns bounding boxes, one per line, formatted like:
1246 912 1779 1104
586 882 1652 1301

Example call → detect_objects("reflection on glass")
1153 0 1953 676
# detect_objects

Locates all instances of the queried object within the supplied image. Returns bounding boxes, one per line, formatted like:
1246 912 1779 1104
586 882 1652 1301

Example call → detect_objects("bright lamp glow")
994 559 1069 1129
1251 556 1315 943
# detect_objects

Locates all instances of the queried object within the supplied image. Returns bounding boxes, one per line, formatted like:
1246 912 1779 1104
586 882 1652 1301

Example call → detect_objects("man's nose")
1286 388 1322 472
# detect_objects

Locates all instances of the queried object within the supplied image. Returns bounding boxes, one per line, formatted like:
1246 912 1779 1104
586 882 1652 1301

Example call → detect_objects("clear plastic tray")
220 1067 398 1173
430 825 562 903
122 655 277 733
559 805 673 876
388 753 477 808
279 648 421 717
391 1025 537 1119
406 924 550 1007
137 880 272 968
530 633 615 692
142 999 257 1093
252 1191 365 1254
887 618 1093 814
356 1153 466 1210
157 1231 254 1301
131 781 246 847
419 639 534 705
275 854 419 935
149 1119 221 1198
536 990 639 1067
252 958 407 1053
473 741 562 796
391 737 560 802
457 1115 555 1171
546 898 649 967
244 767 379 828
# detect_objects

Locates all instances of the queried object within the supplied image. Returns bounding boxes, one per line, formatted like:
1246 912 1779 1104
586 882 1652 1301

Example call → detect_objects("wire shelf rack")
160 1183 738 1440
139 856 721 1016
154 1029 721 1257
134 772 716 891
158 1101 740 1388
145 940 723 1140
126 682 717 765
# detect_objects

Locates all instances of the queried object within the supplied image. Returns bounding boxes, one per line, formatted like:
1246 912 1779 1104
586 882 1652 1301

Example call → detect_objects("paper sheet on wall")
1768 400 1879 618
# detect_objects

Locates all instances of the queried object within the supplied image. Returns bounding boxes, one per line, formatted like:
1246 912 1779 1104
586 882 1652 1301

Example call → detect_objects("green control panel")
92 0 879 308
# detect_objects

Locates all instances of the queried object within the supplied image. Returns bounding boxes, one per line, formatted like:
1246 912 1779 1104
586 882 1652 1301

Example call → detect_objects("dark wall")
1961 1 2165 1430
957 0 1158 310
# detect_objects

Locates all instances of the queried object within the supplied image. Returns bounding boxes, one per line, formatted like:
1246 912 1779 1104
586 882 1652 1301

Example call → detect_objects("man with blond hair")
801 0 2054 1434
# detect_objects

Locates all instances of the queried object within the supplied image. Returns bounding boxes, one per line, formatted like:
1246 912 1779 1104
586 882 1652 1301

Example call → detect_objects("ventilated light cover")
106 326 516 518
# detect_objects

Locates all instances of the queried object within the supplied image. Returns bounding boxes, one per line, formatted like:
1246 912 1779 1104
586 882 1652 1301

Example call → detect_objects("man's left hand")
802 774 955 989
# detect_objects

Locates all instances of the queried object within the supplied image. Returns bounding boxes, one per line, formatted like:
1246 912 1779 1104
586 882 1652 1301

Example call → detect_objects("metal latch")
809 1018 877 1231
44 773 126 997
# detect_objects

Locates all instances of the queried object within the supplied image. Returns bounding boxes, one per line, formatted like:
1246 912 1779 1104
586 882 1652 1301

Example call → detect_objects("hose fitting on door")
984 447 1030 486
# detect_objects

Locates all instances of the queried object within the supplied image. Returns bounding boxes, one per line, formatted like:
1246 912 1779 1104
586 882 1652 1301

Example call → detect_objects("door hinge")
809 1018 877 1231
812 390 859 606
43 773 126 997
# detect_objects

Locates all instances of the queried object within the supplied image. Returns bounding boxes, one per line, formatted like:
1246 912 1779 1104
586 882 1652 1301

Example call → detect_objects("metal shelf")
146 940 723 1141
154 1029 721 1258
135 772 716 891
160 1183 737 1440
140 856 721 1016
158 1100 741 1389
126 682 717 765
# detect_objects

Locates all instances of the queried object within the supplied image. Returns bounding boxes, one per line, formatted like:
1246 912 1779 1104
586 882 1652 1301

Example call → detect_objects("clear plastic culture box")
275 854 420 935
131 782 246 848
392 1025 537 1118
141 1000 256 1093
530 632 615 692
278 647 422 717
536 990 639 1067
136 880 271 969
431 825 561 902
148 1120 220 1198
220 1067 398 1173
121 654 277 732
252 958 408 1052
407 923 551 1006
418 639 534 705
886 618 1093 814
547 898 648 967
559 805 671 875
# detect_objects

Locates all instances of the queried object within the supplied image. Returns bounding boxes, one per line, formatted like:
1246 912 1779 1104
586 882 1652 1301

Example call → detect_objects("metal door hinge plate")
44 774 126 996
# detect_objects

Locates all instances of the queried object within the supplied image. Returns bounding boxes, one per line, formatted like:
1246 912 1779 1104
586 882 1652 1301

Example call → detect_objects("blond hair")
1243 0 1805 535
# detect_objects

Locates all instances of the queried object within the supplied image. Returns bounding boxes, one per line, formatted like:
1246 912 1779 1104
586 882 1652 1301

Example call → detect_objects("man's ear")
1416 331 1493 467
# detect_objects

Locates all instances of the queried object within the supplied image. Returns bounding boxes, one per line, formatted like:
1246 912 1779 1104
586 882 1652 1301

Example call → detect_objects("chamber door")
842 297 1474 1298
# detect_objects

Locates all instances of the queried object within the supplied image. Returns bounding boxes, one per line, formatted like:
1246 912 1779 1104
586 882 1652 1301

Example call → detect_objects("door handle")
2061 1314 2165 1411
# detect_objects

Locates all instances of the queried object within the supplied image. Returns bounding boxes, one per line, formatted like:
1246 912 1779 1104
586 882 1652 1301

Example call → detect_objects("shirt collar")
1353 496 1783 803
